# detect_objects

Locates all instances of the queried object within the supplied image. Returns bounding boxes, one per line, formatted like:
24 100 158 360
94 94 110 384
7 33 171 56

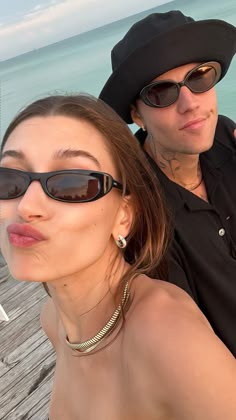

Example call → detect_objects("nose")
16 180 51 222
176 85 200 114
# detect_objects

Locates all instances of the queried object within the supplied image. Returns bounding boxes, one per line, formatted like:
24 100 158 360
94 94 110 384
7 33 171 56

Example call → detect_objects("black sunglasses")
139 61 221 108
0 168 123 203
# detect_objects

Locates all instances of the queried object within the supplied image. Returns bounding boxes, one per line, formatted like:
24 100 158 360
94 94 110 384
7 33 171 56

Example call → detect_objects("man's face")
131 62 218 156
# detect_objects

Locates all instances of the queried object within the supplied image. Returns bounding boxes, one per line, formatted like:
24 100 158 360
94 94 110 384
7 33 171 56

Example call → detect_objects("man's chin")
180 138 215 155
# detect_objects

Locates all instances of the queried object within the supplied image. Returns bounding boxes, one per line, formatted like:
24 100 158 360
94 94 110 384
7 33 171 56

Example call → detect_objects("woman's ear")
130 104 146 130
112 196 134 244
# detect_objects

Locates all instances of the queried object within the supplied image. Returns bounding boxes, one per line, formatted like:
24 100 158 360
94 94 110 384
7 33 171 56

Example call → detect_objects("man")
99 10 236 355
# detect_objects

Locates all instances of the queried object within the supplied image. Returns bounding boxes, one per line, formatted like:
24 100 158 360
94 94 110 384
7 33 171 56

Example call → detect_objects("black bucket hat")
99 10 236 123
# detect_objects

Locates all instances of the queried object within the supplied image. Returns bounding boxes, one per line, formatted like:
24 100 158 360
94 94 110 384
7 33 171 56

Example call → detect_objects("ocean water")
0 0 235 137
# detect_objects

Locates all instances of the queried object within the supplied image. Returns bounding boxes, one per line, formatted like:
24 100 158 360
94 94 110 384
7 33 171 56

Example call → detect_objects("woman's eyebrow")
0 149 101 168
53 149 101 168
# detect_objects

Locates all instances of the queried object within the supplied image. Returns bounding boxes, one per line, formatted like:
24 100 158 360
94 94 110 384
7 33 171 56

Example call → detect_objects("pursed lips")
7 223 47 247
7 223 46 240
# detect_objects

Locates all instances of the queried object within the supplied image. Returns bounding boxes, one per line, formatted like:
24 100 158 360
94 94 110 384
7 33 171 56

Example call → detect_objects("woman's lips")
7 223 46 248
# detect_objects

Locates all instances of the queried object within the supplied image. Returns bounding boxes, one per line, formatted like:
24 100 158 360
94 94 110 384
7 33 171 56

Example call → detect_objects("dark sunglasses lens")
0 171 26 199
143 81 179 107
47 174 100 202
187 65 217 93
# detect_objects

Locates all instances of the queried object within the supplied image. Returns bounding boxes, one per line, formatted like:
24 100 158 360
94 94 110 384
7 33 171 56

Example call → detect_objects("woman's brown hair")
1 94 170 289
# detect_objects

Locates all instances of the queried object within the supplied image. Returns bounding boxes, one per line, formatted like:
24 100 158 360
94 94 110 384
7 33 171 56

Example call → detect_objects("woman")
0 94 235 420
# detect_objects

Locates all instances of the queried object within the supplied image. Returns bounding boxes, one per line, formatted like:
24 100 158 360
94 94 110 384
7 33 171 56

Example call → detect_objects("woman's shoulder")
125 275 236 419
127 274 235 374
130 275 209 327
127 275 212 351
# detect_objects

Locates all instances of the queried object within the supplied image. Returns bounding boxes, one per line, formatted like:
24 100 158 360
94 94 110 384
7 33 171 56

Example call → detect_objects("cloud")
0 0 172 60
0 1 70 58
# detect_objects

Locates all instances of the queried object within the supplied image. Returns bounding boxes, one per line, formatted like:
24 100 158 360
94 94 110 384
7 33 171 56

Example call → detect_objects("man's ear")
112 196 134 243
130 104 145 130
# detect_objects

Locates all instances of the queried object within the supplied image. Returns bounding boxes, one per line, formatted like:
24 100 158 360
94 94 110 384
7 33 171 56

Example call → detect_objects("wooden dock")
0 261 55 420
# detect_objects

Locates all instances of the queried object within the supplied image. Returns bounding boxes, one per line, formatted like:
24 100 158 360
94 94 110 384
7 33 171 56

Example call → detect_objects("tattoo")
145 134 203 191
146 134 181 178
158 152 181 179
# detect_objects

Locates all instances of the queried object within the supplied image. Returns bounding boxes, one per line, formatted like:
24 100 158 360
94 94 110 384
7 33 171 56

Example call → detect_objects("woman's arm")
141 285 236 419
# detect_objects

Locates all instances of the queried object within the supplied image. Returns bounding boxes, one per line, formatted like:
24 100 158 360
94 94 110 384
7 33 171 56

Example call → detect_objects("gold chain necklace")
65 281 130 353
188 175 203 191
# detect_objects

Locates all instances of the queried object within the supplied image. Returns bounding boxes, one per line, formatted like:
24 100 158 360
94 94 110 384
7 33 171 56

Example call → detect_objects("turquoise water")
0 0 235 137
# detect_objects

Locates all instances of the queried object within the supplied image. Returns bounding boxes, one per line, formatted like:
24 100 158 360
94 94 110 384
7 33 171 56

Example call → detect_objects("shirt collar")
138 115 236 212
144 138 234 214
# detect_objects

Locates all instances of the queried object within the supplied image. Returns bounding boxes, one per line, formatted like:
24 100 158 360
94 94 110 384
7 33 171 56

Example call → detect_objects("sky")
0 0 172 61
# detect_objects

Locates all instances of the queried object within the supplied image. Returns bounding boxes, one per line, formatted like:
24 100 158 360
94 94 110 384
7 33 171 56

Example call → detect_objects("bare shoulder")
40 297 58 349
126 275 236 419
127 274 230 363
129 275 210 332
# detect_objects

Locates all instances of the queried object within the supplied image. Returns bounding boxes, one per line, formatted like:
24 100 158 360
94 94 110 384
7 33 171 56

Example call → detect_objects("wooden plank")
0 257 54 418
3 370 53 420
0 352 55 418
1 283 45 320
0 300 46 356
0 281 48 356
0 279 39 305
0 329 47 378
0 266 15 294
0 334 54 393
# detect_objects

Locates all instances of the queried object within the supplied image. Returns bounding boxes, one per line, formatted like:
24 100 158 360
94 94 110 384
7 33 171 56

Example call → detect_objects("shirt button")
218 228 225 237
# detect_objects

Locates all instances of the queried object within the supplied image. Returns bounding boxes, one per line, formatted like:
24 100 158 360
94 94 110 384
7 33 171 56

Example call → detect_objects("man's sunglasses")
0 168 123 203
139 61 221 108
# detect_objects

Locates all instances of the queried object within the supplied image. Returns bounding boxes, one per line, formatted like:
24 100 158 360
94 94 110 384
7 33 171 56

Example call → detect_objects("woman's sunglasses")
0 168 123 203
139 61 221 108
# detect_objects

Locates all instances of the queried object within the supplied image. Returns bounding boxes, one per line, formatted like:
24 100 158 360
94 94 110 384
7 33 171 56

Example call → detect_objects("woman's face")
0 115 130 283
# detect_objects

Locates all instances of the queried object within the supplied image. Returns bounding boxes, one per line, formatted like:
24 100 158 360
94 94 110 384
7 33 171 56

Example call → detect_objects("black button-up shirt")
137 115 236 356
